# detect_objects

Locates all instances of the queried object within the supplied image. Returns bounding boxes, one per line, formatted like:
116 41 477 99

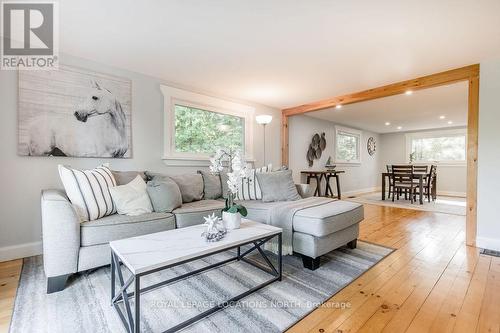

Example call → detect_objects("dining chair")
386 165 394 197
391 165 418 203
413 165 429 173
418 165 437 202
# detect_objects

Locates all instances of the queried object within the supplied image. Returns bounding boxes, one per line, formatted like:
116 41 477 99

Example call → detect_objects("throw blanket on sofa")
265 197 335 255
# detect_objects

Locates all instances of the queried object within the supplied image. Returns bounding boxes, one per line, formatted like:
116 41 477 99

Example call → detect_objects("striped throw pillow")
58 164 117 222
236 164 272 201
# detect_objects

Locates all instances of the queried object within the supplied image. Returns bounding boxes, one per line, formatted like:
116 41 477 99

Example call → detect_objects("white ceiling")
58 0 500 109
306 82 468 133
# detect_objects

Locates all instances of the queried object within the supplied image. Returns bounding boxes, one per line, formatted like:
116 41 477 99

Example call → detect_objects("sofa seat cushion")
80 212 175 246
292 200 364 237
173 200 225 228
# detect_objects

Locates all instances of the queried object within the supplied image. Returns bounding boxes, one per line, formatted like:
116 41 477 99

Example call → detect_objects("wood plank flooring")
0 204 498 333
0 259 22 333
288 204 499 333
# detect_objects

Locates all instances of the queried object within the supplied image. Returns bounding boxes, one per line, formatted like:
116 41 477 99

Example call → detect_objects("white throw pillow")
236 164 272 200
109 175 153 216
58 164 117 222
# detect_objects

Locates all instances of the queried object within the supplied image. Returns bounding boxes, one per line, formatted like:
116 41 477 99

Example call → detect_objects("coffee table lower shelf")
111 232 282 333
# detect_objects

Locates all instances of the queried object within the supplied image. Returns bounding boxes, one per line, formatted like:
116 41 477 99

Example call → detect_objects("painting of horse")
18 65 132 158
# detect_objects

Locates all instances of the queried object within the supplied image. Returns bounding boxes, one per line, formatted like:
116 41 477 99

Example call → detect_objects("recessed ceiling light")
448 121 453 125
385 122 391 126
335 105 342 109
397 126 402 130
439 115 446 119
405 90 413 95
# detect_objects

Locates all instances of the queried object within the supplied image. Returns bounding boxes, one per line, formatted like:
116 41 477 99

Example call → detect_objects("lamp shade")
256 115 273 125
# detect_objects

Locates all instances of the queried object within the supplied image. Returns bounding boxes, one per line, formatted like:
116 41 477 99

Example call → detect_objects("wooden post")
281 113 289 166
466 73 479 247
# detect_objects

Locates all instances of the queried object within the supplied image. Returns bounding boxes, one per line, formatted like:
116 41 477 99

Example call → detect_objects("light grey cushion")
296 184 315 198
170 174 204 203
80 212 175 246
256 170 301 202
147 178 182 213
112 170 147 185
109 175 153 216
173 200 225 228
293 200 364 237
198 170 222 199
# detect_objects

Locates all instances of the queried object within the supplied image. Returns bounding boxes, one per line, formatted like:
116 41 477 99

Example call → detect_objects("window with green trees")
335 127 361 163
174 104 245 154
411 135 466 162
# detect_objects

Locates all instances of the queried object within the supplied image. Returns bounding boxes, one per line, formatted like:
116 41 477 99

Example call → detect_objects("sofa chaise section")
237 198 363 270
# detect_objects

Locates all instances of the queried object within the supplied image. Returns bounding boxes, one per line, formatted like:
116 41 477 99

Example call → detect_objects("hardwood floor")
0 204 498 333
288 204 499 333
0 259 22 333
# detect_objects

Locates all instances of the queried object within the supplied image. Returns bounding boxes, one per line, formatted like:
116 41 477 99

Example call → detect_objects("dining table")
381 172 437 204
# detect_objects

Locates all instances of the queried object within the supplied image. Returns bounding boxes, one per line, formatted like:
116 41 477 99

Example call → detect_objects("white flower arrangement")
210 148 250 216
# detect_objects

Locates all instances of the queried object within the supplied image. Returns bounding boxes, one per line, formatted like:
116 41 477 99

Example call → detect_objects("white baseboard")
343 187 380 197
342 188 465 198
437 191 466 197
477 236 500 252
0 241 42 262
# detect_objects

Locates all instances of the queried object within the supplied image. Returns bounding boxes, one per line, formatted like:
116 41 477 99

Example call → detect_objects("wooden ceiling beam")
282 64 479 116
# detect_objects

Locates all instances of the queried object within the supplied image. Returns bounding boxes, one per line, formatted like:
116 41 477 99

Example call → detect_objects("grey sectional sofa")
41 171 363 293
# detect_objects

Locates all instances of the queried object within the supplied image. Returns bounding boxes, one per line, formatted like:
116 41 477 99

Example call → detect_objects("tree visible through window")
336 128 361 163
174 104 244 154
411 135 466 162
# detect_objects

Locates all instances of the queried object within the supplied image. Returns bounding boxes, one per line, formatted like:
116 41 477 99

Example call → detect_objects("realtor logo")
1 1 59 70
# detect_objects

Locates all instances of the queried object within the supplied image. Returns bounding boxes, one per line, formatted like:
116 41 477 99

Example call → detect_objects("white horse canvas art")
18 66 132 158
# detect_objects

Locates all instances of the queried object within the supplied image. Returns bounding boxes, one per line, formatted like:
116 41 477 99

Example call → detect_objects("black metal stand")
111 232 282 333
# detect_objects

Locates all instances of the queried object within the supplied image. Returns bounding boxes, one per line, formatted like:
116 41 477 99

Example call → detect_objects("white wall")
477 59 500 251
289 115 381 195
0 54 281 261
379 130 467 196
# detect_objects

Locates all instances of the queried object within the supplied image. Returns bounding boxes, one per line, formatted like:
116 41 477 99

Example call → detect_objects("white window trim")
405 128 467 166
160 85 254 165
335 126 362 164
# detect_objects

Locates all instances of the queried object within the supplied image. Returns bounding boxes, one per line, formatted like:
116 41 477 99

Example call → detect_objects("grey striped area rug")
10 241 392 333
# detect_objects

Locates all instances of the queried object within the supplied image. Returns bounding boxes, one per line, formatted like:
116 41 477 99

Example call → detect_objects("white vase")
222 211 241 230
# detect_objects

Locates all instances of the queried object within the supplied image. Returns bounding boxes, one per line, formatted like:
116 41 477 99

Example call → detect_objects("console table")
301 170 345 199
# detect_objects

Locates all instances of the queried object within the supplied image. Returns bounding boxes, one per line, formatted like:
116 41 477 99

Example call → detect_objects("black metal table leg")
278 233 282 281
135 276 140 333
111 252 115 302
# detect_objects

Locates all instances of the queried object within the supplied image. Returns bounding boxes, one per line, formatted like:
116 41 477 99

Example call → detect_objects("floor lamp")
256 115 273 165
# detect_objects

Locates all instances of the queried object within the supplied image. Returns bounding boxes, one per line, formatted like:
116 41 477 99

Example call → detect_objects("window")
174 104 244 154
160 85 254 165
335 126 361 163
406 129 466 164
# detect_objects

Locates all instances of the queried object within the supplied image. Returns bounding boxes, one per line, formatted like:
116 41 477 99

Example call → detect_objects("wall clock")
367 137 376 156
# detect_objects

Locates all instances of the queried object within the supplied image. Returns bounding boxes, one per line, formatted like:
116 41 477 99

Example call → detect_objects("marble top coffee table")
110 220 282 333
